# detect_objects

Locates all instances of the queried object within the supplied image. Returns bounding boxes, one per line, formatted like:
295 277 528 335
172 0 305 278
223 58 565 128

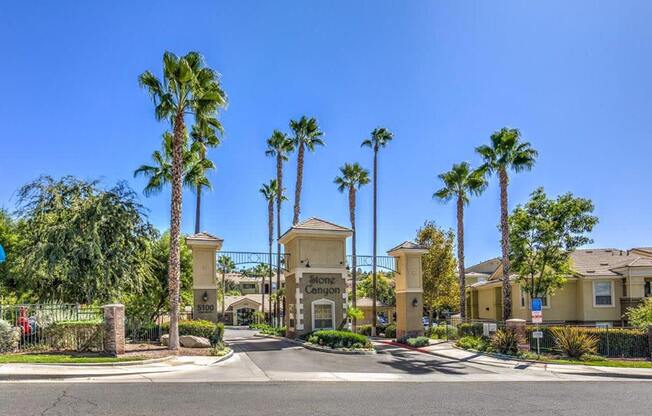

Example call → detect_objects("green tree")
265 130 294 325
290 116 324 225
139 51 226 350
434 162 487 318
334 162 370 331
356 272 395 306
626 298 652 329
12 176 155 304
0 210 25 303
218 255 236 318
476 127 537 320
509 187 598 302
416 221 458 325
361 127 393 336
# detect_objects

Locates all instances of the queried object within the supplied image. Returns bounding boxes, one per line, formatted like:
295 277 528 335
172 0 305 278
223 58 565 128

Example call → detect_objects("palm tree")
334 163 370 332
361 127 393 336
259 179 283 324
434 162 487 319
476 127 537 321
218 255 236 319
189 112 223 234
265 130 295 326
139 51 226 350
289 116 324 225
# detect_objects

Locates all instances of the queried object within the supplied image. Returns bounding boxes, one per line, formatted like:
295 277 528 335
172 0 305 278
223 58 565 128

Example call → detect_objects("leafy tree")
265 130 294 325
12 176 155 304
416 221 458 324
289 116 324 225
217 255 236 318
0 210 26 303
334 162 370 331
139 51 226 350
361 127 393 335
357 271 395 306
626 298 652 329
476 127 537 320
124 232 193 321
509 187 598 301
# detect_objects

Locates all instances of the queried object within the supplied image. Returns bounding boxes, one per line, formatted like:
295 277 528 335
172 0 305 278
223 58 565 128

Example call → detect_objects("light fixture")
412 298 418 307
202 291 209 302
305 259 311 268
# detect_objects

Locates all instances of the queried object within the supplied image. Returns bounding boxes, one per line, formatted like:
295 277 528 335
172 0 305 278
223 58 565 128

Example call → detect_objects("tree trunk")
268 199 274 325
167 110 185 351
221 268 226 318
499 167 512 321
194 184 201 234
371 148 378 337
276 155 283 327
293 142 304 226
457 194 466 319
349 186 357 332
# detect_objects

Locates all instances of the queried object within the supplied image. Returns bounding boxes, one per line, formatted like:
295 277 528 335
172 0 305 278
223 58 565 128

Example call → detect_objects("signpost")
531 298 543 356
0 244 5 264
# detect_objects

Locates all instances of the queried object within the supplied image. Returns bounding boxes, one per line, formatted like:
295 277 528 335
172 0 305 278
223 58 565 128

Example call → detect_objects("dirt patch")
122 343 213 358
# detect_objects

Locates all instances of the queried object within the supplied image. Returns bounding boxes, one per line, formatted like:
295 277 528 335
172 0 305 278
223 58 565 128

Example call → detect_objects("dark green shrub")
429 324 458 340
458 323 484 338
384 324 396 338
490 329 520 355
209 323 225 347
252 323 286 337
550 327 598 359
356 325 372 336
45 320 104 352
161 319 218 338
404 336 429 348
456 335 487 351
527 326 649 358
307 330 371 349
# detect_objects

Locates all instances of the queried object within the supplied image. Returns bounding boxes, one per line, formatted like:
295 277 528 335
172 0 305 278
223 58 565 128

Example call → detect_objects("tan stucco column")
388 242 427 339
186 233 223 322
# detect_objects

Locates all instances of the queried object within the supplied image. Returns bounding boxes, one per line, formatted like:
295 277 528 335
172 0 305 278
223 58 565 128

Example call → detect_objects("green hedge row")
162 320 224 346
307 330 371 350
45 320 104 352
527 326 649 358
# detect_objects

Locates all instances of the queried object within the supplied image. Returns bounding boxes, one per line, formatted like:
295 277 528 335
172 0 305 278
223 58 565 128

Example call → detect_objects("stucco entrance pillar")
186 232 223 322
388 242 427 339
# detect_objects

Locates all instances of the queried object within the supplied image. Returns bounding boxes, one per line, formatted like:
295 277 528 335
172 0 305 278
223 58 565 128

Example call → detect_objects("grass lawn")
0 354 147 364
541 357 652 369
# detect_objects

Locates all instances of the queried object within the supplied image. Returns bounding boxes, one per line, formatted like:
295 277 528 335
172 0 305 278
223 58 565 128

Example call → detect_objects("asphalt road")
2 381 650 415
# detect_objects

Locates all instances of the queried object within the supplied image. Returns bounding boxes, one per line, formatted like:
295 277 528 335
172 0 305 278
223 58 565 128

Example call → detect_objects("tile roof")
387 241 427 252
187 232 223 242
570 249 637 276
355 297 394 308
291 217 352 232
465 257 501 274
219 295 271 312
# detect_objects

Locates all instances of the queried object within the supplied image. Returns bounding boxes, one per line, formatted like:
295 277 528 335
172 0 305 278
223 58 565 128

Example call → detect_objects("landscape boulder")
160 334 169 346
180 335 211 348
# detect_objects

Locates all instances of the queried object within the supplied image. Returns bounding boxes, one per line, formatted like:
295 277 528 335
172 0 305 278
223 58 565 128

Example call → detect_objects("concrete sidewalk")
372 339 652 379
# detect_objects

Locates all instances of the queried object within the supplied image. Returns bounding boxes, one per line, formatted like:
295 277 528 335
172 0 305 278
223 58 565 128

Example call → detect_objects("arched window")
311 298 335 330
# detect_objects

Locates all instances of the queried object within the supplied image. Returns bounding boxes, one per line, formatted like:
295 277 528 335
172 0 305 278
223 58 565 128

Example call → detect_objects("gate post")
388 242 428 339
103 304 125 356
186 232 223 323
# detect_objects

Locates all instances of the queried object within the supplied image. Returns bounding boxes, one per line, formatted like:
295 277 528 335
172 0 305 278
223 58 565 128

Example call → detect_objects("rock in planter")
179 335 211 348
160 334 169 346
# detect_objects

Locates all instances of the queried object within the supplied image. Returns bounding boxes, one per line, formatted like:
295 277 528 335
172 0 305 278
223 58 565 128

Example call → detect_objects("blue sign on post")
531 298 542 312
0 244 5 264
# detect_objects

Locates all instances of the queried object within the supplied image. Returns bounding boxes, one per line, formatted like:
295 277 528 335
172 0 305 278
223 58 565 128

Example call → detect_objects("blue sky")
1 1 651 265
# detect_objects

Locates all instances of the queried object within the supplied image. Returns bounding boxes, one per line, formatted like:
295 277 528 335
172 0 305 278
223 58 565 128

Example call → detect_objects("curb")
254 333 376 355
207 348 234 365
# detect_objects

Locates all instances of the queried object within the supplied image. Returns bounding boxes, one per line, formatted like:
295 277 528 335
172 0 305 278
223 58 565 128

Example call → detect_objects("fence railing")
124 311 192 344
0 304 104 352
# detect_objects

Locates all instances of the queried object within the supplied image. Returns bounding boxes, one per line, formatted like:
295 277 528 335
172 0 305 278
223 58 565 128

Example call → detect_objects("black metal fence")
0 304 104 352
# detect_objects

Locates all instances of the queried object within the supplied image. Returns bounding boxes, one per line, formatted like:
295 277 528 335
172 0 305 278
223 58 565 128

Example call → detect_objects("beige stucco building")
466 248 652 325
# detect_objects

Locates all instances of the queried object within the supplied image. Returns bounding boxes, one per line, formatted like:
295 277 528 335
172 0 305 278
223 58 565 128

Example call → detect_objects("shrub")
429 324 458 340
490 329 520 355
0 319 20 353
527 326 649 358
356 324 372 336
45 320 104 352
209 323 225 347
161 320 218 338
456 336 487 351
307 330 371 350
626 297 652 330
384 324 396 338
209 345 230 356
550 326 599 359
252 323 286 337
404 336 429 348
458 323 484 338
347 307 364 321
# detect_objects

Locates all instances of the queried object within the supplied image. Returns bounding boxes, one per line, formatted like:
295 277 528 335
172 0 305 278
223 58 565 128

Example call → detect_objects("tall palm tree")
334 163 370 332
476 127 537 321
289 116 324 225
139 51 226 350
265 130 294 326
259 179 283 324
361 127 393 336
189 113 223 234
434 162 487 319
218 255 236 319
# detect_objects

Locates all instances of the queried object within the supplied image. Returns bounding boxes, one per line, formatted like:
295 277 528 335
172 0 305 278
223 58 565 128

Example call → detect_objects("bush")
0 319 20 353
161 320 218 339
384 324 396 338
429 324 458 340
45 320 104 352
209 323 225 347
490 329 520 355
626 297 652 330
347 307 364 321
456 336 488 351
307 330 372 350
458 323 484 338
252 323 286 337
527 326 649 358
550 326 599 359
356 324 372 336
404 336 429 348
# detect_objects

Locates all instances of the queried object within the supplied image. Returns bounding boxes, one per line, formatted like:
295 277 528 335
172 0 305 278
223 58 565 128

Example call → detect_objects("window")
520 287 550 308
242 283 256 290
645 281 651 297
312 299 334 330
593 281 613 307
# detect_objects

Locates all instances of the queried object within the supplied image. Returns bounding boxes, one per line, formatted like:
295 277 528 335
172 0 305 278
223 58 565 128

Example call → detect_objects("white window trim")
311 298 335 330
592 280 615 308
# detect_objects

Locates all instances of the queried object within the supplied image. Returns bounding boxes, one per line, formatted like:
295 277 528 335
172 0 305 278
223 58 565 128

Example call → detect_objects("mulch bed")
122 343 213 358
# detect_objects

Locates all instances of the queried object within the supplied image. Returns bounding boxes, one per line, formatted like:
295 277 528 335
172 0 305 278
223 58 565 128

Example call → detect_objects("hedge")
428 324 458 340
45 320 104 352
527 326 649 358
384 324 396 338
307 330 372 350
251 323 286 337
458 323 484 338
162 320 224 344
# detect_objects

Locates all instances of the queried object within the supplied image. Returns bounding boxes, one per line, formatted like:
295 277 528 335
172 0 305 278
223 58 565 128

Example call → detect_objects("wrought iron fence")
0 304 104 352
